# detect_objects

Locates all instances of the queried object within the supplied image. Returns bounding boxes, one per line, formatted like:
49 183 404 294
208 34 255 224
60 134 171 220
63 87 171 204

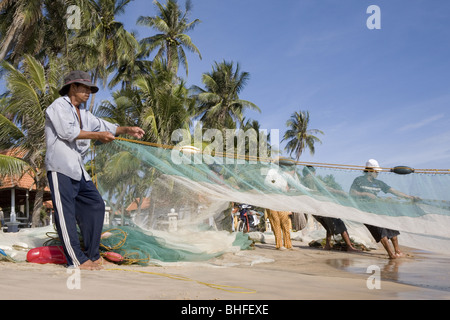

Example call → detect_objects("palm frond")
0 154 30 178
0 113 24 149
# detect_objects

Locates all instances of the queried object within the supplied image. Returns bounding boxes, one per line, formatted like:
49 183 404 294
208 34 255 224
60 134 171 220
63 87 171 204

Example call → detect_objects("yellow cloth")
267 210 292 249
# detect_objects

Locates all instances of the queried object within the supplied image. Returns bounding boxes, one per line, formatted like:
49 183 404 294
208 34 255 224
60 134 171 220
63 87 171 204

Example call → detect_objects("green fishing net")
93 138 450 256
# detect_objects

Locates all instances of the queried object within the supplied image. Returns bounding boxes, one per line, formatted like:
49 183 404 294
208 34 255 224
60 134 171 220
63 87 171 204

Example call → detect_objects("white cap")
365 159 382 172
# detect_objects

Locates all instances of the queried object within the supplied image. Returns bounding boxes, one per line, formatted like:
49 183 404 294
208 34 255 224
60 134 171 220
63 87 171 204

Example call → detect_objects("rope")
105 267 257 294
100 228 150 265
113 137 450 174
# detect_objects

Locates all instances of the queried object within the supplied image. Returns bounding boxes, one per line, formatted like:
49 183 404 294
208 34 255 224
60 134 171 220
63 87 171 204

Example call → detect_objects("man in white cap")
45 70 145 270
350 159 418 259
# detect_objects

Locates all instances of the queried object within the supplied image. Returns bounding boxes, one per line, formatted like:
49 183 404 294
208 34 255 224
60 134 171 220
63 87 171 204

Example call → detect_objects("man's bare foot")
79 260 103 270
387 252 398 259
94 257 114 266
346 246 361 252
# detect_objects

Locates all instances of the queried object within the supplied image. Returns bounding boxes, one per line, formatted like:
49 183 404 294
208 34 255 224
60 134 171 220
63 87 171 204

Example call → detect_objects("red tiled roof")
0 148 50 191
126 197 151 212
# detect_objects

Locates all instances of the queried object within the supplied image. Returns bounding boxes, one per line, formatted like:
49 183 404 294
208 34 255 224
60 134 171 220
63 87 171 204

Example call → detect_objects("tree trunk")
89 69 99 112
0 16 23 61
31 174 46 227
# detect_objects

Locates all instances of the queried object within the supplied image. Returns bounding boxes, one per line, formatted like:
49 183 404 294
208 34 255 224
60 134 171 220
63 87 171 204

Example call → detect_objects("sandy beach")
1 236 449 302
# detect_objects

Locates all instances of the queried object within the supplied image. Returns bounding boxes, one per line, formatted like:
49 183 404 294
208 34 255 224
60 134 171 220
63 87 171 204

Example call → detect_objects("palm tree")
133 60 193 145
137 0 202 77
106 40 153 90
96 88 141 127
0 55 62 226
191 60 260 130
283 110 324 161
0 0 76 64
41 0 80 62
0 0 46 62
93 139 159 226
96 149 141 225
71 0 139 110
240 118 272 160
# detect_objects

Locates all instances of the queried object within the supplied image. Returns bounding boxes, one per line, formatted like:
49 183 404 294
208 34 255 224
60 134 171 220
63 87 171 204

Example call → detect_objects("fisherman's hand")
116 126 145 139
127 126 145 139
96 131 115 143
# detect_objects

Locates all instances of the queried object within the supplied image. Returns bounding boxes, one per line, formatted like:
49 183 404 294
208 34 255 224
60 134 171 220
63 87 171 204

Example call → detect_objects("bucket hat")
59 70 99 96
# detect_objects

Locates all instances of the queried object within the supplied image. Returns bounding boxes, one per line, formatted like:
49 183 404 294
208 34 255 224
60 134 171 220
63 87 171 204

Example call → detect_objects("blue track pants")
47 171 105 267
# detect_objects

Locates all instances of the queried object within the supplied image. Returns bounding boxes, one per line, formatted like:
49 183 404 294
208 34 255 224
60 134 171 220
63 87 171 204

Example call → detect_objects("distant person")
350 159 419 259
231 204 239 232
302 166 359 252
264 162 294 250
0 207 4 228
265 208 293 250
45 70 145 270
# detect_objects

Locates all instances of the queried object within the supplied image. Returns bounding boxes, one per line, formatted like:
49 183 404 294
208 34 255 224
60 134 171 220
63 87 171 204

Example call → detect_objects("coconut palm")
137 0 202 77
191 60 260 131
93 140 159 226
96 149 141 225
93 95 159 225
96 88 141 127
0 55 62 227
0 0 79 64
0 0 47 62
106 40 153 91
71 0 139 110
133 60 193 145
283 110 324 161
240 118 273 160
42 0 82 62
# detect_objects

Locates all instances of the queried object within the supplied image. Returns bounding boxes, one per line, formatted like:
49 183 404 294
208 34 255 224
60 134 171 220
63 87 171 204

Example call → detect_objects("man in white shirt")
45 70 144 270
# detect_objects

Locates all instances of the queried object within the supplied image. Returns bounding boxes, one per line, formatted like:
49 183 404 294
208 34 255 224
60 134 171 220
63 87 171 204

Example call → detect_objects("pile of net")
0 224 253 265
98 226 253 265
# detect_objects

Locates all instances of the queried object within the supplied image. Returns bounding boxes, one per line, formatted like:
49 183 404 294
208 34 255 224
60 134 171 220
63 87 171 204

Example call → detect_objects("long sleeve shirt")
45 96 118 181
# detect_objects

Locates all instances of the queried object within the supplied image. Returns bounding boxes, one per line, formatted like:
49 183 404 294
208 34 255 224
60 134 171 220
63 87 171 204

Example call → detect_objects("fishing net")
92 138 450 257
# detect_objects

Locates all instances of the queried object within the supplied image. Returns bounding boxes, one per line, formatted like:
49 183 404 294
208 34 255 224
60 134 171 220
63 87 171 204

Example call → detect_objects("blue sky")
3 0 450 170
115 0 450 170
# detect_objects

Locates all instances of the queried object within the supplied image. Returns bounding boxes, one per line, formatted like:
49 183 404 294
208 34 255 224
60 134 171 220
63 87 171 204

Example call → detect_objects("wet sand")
328 249 450 294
